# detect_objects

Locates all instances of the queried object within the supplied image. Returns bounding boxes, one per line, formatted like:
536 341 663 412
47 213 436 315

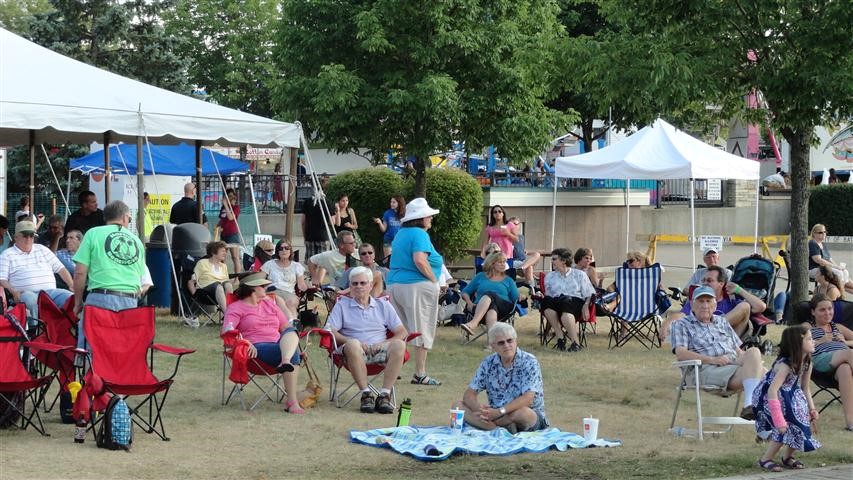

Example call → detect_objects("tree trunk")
414 154 427 197
781 127 812 320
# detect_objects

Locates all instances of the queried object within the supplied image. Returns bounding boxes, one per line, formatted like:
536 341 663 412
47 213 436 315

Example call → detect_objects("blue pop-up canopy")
70 143 250 176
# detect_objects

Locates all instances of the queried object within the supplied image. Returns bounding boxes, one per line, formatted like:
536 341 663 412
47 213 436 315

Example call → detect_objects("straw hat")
400 197 439 223
240 272 272 287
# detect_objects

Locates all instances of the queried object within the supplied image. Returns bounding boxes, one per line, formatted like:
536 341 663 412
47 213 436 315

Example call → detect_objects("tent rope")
39 144 70 215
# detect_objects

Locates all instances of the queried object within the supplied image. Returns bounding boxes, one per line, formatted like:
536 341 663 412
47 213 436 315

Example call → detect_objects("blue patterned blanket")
350 426 621 461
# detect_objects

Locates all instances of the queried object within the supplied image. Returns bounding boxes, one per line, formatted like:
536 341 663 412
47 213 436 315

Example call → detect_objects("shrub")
808 184 853 236
325 168 405 250
403 168 483 263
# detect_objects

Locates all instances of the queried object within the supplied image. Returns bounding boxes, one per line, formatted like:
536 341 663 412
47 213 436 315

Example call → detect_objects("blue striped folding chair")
600 264 664 349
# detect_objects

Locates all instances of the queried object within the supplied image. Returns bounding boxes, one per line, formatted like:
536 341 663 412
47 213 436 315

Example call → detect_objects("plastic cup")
450 408 465 432
583 417 599 442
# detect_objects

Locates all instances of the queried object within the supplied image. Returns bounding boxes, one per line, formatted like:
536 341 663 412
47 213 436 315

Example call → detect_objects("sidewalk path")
705 464 852 480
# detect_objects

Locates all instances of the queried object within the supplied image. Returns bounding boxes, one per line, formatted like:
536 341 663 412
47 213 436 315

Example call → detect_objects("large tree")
274 0 572 195
165 0 280 117
0 0 51 35
594 0 853 307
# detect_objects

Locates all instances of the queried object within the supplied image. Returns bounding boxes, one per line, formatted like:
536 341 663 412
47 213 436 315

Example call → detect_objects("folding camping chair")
28 292 78 414
312 328 420 408
811 369 842 414
178 253 226 326
82 305 195 441
220 329 310 411
669 359 754 440
598 264 665 349
0 305 67 436
536 272 597 348
460 300 526 345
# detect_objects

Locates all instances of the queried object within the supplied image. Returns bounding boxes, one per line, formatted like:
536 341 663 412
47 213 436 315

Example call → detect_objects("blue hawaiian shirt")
469 347 546 421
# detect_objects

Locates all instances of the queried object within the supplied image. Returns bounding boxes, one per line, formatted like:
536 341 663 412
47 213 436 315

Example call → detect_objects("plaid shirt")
670 313 741 358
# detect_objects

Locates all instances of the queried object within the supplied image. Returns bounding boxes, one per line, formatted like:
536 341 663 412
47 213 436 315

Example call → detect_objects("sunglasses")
264 249 275 254
351 280 370 286
21 232 35 238
280 245 292 250
359 251 374 256
493 338 515 347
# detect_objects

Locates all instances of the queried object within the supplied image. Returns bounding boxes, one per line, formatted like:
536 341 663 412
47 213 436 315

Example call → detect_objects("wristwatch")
499 407 507 416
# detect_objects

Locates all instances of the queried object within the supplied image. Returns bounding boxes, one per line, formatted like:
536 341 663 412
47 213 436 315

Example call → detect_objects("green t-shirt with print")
73 224 145 293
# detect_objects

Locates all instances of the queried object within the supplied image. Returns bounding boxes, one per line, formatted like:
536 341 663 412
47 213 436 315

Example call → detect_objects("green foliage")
274 0 572 170
165 0 280 117
324 168 405 250
27 0 190 92
808 184 853 236
0 0 51 35
402 168 483 263
4 144 88 196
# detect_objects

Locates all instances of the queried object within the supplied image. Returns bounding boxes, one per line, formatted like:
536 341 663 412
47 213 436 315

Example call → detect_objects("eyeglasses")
21 232 35 238
341 241 356 246
359 251 374 256
493 338 515 347
815 231 827 234
351 280 370 286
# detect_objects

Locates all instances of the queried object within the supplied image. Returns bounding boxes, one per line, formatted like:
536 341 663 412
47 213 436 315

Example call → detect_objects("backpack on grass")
95 396 133 451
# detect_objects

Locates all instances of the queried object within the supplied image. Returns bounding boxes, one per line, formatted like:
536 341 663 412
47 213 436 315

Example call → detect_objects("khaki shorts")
688 364 739 390
335 342 389 365
388 281 439 349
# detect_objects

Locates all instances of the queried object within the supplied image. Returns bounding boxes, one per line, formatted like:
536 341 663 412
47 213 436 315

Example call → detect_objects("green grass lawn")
2 308 851 479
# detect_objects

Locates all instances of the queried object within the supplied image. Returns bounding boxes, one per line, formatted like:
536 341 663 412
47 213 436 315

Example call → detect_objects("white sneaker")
183 316 200 328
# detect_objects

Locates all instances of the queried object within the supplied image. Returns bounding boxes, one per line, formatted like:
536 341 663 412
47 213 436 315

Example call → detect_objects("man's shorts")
522 410 549 432
688 364 739 389
335 341 390 365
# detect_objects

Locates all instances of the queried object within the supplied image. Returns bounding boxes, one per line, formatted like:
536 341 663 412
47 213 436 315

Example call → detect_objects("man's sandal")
411 374 441 386
781 457 805 469
757 459 782 472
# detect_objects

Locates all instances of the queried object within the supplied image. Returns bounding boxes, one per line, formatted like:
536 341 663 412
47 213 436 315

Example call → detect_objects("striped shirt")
811 324 849 356
0 244 64 291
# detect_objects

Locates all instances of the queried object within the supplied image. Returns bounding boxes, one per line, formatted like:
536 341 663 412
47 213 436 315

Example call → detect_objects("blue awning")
70 143 250 176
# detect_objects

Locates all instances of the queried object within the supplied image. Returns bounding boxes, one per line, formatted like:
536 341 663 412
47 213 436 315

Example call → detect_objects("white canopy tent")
553 118 761 267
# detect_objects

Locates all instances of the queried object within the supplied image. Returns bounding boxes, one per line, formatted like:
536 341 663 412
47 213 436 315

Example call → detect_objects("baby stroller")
730 254 779 352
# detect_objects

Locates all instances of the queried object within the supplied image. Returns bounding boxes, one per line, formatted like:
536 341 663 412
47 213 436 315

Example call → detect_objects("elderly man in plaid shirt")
670 285 765 420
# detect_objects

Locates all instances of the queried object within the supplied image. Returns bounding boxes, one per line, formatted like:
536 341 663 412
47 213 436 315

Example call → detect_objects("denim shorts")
812 351 837 373
253 327 301 366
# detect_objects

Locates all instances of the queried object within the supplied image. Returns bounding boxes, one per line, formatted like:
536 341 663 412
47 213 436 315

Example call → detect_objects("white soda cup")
583 417 599 441
450 408 465 432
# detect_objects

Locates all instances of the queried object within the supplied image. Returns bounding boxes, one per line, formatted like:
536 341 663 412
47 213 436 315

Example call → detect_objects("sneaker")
360 392 375 413
183 316 200 328
740 405 755 421
568 342 582 352
374 394 394 414
555 338 567 351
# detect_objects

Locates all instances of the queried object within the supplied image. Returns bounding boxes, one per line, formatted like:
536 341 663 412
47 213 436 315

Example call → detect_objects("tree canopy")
274 0 573 195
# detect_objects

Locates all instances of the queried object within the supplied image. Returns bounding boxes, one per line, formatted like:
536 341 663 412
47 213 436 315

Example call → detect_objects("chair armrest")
672 359 702 368
404 332 422 343
25 340 72 353
151 343 196 356
596 291 618 305
310 328 337 351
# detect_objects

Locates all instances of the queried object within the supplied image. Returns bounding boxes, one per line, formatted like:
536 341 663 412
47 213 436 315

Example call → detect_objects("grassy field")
2 306 851 480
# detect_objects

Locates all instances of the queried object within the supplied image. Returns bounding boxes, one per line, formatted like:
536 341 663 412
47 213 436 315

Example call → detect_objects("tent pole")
103 132 111 203
625 180 630 253
136 136 145 242
39 145 70 215
550 172 557 252
65 169 71 220
690 178 697 269
28 131 35 209
248 170 261 235
195 141 203 223
297 124 336 245
285 148 298 242
753 180 759 254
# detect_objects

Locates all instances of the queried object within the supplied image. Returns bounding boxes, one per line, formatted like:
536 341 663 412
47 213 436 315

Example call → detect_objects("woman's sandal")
757 459 783 472
781 457 805 469
411 374 441 386
284 399 306 414
460 324 475 337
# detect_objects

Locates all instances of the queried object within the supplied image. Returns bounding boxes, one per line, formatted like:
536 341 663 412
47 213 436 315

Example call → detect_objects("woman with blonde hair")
460 251 519 335
809 224 853 293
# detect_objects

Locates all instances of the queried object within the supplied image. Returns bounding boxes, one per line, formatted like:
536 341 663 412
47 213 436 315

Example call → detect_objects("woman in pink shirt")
222 273 304 414
480 205 517 259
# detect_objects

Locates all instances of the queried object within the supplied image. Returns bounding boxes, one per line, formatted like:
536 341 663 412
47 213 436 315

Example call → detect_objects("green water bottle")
396 398 412 427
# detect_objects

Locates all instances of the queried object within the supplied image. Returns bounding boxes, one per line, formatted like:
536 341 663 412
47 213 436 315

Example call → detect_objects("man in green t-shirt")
73 200 146 316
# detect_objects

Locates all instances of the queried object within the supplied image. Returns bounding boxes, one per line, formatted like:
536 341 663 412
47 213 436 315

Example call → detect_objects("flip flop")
782 457 805 469
460 324 475 337
284 399 306 414
276 362 295 373
757 459 782 472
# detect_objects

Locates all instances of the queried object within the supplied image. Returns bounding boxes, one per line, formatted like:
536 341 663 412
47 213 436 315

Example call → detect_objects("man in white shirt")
0 221 73 325
308 230 359 286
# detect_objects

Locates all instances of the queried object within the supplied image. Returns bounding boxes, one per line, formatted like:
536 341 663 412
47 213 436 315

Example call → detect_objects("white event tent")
553 118 761 267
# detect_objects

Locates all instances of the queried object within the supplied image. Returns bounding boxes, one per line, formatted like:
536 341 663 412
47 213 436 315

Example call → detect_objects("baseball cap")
702 247 718 256
691 285 715 300
15 220 36 234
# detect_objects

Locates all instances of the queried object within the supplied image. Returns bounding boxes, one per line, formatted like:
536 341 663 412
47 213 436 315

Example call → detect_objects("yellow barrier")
641 234 789 265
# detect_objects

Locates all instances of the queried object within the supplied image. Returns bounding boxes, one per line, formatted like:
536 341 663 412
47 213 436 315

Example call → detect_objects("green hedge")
403 168 483 263
808 184 853 236
325 168 405 250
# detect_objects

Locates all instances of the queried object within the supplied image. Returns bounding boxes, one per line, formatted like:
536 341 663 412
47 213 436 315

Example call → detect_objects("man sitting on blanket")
326 266 408 415
460 323 549 433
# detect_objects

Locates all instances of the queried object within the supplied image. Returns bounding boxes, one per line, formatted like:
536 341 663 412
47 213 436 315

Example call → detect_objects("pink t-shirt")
222 298 288 344
485 223 516 258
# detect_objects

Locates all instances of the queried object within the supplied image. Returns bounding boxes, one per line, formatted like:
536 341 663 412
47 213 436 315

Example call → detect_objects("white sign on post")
699 235 724 253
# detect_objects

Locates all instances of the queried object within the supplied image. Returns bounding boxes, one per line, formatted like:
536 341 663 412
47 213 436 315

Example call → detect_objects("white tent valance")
0 27 299 148
555 119 760 180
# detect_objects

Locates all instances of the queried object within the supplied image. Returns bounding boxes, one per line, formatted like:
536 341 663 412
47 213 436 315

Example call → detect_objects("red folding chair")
220 329 310 410
0 304 68 436
82 305 195 441
311 328 420 408
28 292 79 414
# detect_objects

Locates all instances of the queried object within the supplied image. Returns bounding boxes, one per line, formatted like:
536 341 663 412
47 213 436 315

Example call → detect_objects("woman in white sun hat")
386 197 444 385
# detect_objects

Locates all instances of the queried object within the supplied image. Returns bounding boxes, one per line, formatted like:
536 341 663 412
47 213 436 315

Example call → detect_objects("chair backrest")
83 305 158 385
37 291 77 348
0 309 34 384
612 264 662 321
